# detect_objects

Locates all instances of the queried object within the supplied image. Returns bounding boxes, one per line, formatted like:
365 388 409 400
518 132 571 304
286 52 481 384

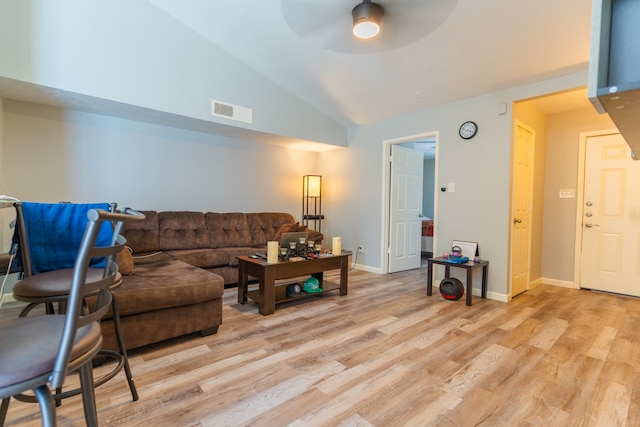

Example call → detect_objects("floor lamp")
302 175 324 232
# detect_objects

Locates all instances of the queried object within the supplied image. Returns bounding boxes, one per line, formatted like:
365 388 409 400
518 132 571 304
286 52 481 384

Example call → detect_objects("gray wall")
318 72 590 300
0 97 7 249
0 1 611 301
0 76 606 302
2 100 318 215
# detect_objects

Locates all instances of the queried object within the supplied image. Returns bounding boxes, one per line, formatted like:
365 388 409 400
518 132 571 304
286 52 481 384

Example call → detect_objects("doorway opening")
382 131 439 274
513 86 611 298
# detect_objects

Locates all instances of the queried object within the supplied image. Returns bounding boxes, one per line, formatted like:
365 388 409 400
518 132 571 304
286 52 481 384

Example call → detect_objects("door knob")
513 218 522 224
586 201 593 207
585 223 600 228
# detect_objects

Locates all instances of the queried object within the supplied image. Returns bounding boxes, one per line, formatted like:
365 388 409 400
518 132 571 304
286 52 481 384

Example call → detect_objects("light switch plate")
559 189 575 199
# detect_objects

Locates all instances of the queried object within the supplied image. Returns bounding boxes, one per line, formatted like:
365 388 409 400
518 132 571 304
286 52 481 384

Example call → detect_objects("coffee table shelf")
237 252 350 315
244 279 341 306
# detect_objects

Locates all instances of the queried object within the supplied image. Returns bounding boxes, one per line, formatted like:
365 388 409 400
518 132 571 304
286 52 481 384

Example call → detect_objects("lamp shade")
302 175 323 232
352 1 383 39
303 175 322 198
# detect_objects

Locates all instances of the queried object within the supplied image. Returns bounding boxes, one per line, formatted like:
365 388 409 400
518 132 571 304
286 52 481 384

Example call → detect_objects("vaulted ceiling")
150 0 594 127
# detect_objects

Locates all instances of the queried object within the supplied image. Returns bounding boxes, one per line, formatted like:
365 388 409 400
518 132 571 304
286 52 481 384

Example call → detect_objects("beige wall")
541 107 615 284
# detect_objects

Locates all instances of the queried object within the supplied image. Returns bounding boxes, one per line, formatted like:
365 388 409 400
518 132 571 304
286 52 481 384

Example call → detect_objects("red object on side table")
426 257 489 306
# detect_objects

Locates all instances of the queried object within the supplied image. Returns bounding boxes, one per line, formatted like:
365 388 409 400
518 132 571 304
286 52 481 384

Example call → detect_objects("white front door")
511 121 535 297
580 133 640 296
388 145 423 273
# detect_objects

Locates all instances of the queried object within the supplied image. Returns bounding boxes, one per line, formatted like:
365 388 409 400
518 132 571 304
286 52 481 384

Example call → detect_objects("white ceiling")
149 0 594 127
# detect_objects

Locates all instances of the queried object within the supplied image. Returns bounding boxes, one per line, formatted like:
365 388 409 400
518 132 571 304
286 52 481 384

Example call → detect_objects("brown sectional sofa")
100 210 322 351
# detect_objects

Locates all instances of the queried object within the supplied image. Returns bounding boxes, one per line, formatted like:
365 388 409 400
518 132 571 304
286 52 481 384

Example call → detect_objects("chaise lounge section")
100 210 322 351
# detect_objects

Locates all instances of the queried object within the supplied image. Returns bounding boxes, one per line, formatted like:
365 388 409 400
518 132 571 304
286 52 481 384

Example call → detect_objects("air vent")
214 102 234 117
211 99 253 124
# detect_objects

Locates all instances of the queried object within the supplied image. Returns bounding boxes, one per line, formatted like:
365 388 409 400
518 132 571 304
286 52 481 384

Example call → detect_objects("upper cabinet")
588 0 640 158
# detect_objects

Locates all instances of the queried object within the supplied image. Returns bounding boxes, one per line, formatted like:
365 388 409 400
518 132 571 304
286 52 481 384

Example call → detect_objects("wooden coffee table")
237 252 350 315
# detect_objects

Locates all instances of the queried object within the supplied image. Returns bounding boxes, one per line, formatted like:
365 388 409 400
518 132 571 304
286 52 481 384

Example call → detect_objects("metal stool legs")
109 289 138 401
79 363 99 427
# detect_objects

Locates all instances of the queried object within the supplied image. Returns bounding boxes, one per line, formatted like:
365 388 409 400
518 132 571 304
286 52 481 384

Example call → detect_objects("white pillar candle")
267 241 279 263
332 237 341 255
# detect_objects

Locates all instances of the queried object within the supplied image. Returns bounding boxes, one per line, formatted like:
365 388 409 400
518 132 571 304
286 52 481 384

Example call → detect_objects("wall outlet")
358 245 364 253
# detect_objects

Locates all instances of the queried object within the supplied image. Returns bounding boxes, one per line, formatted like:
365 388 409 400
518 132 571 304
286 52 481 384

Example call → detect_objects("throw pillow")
117 245 135 276
305 228 323 244
272 222 305 243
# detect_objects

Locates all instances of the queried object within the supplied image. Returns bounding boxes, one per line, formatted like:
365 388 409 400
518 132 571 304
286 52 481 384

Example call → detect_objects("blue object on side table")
444 256 469 264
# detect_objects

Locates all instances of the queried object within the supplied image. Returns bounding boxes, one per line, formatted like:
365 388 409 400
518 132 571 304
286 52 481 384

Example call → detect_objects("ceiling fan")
281 0 458 53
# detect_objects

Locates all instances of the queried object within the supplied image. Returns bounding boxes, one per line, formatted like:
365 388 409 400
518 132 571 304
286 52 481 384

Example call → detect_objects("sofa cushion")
132 251 174 266
165 248 229 269
159 211 209 251
246 213 297 247
206 212 252 248
122 210 160 253
223 247 263 267
114 259 224 317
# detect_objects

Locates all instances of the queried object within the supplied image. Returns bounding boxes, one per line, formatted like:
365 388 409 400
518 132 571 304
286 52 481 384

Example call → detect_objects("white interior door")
510 121 534 297
389 145 423 273
580 133 640 296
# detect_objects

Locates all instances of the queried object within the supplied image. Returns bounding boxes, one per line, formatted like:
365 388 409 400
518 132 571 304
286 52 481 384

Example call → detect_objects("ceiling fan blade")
281 0 458 54
382 0 457 37
281 0 350 41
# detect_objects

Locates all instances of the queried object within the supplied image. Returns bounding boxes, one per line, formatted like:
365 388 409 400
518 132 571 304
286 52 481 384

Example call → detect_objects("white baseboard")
529 277 543 289
350 266 509 302
353 264 382 274
541 277 577 289
484 290 509 303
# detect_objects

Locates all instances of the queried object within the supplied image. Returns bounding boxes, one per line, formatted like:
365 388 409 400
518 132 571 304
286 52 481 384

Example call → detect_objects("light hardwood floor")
4 265 640 426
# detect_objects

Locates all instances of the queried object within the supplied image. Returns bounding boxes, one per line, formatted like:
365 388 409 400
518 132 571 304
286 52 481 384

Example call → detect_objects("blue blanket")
443 257 469 264
19 202 113 274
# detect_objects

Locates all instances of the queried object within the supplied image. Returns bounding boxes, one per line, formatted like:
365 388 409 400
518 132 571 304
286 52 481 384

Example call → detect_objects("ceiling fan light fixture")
352 0 384 40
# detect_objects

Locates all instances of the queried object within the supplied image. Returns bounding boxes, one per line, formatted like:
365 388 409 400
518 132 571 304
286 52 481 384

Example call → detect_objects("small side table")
426 257 489 306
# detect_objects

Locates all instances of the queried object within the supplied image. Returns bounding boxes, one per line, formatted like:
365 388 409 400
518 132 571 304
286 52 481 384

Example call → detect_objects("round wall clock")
459 121 478 140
